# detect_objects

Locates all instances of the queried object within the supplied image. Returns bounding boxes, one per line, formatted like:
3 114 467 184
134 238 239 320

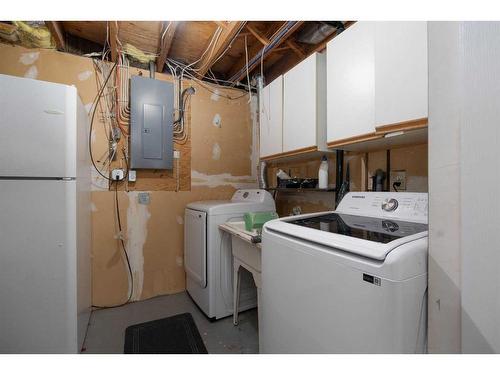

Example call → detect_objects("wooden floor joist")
156 21 178 72
45 21 65 51
227 21 304 83
195 21 247 78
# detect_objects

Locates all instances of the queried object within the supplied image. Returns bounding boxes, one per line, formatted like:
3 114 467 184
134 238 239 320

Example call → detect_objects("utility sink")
221 221 261 243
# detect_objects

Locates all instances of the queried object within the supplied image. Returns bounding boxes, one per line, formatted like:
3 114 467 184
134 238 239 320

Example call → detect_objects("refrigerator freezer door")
0 180 86 353
0 74 77 178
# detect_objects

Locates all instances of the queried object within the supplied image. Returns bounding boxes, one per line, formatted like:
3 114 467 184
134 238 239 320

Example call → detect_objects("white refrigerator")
0 74 92 353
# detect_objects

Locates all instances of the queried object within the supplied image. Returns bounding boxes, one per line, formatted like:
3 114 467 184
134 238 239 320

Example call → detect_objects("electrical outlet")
128 170 137 182
173 150 181 159
111 169 124 181
390 170 407 191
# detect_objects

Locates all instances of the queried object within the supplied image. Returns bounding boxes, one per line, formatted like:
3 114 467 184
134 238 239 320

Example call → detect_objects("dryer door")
184 208 207 288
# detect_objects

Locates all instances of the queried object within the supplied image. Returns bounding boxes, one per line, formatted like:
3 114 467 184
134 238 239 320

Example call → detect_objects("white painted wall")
428 21 500 353
427 21 462 354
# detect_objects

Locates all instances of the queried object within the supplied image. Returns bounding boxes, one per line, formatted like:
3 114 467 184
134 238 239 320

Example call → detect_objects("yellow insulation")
122 43 157 64
11 21 55 49
0 23 19 43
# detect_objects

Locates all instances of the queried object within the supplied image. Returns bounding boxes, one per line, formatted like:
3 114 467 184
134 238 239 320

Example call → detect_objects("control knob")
382 198 398 212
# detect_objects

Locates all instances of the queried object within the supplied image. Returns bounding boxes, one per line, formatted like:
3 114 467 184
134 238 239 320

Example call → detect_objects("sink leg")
233 264 241 326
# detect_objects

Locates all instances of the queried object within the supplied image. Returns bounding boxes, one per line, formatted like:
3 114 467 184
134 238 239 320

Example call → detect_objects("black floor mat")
124 313 208 354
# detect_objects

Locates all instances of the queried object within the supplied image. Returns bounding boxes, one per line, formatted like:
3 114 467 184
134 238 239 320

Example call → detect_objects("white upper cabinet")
283 52 327 153
375 22 428 127
327 22 375 144
260 76 283 158
326 22 429 147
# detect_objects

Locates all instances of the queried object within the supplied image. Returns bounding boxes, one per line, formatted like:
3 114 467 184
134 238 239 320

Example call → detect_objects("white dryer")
261 192 428 353
185 189 275 320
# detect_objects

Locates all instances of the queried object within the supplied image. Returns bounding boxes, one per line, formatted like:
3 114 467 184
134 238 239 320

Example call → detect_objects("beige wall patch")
19 51 39 65
24 65 38 79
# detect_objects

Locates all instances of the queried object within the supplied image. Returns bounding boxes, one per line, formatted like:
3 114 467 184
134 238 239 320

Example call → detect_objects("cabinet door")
260 76 283 157
283 54 317 152
375 22 428 127
327 22 375 143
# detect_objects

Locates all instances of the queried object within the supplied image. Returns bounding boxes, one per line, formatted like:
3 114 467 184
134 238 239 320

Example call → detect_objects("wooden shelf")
326 119 428 152
266 187 336 192
260 147 333 163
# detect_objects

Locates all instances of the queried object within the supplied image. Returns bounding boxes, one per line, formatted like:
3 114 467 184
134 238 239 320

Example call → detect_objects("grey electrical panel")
130 75 174 169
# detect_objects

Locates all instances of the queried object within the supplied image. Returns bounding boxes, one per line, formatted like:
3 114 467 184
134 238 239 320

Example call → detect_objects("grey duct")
295 21 345 44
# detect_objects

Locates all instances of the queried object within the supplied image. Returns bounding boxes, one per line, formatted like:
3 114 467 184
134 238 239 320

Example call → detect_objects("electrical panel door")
130 75 174 169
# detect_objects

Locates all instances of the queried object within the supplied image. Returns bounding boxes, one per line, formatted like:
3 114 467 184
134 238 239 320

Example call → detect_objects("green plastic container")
244 211 278 232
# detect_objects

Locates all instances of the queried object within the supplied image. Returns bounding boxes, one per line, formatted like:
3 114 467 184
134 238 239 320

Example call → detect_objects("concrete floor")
82 292 259 354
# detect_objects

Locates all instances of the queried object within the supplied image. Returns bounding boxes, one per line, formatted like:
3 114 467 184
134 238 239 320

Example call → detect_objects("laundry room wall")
0 43 257 306
266 143 428 217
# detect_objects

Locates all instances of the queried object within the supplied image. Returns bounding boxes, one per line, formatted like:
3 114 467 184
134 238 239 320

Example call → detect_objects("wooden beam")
227 21 304 83
286 40 305 59
156 21 178 72
246 25 270 46
45 21 65 50
109 21 118 62
195 21 246 78
262 22 354 84
213 21 229 29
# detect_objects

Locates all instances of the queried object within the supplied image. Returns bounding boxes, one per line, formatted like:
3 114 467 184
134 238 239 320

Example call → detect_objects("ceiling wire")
244 35 252 103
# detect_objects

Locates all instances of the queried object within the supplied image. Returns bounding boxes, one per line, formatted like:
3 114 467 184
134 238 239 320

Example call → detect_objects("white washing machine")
261 192 428 353
185 189 275 320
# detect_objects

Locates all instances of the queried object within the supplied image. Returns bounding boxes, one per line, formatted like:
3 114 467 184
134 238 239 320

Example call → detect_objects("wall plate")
138 192 150 205
390 170 407 191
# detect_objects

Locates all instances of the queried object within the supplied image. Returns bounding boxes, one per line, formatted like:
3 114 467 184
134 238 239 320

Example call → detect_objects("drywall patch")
19 51 39 65
191 170 257 189
210 89 220 101
24 65 38 79
126 191 151 301
78 70 93 81
212 113 222 128
91 169 109 191
212 143 221 160
176 215 184 225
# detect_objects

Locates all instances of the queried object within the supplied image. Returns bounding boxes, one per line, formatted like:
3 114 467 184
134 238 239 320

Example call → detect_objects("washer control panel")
336 192 428 223
231 189 275 205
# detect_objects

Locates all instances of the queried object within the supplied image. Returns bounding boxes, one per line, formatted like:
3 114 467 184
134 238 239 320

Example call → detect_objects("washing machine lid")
186 200 276 215
265 211 428 260
186 189 276 215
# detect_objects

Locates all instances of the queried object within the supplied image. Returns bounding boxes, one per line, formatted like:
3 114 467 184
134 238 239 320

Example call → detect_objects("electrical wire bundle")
87 22 255 308
88 25 134 308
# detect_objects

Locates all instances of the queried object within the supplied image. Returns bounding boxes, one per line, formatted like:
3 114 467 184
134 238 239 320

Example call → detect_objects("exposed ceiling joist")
195 21 246 78
109 21 118 62
45 21 65 50
227 21 304 83
245 25 304 59
213 21 229 29
246 25 270 46
285 40 306 59
156 21 178 72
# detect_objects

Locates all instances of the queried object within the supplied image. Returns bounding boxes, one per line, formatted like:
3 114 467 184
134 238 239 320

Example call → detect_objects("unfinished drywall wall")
266 144 428 217
0 43 257 305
